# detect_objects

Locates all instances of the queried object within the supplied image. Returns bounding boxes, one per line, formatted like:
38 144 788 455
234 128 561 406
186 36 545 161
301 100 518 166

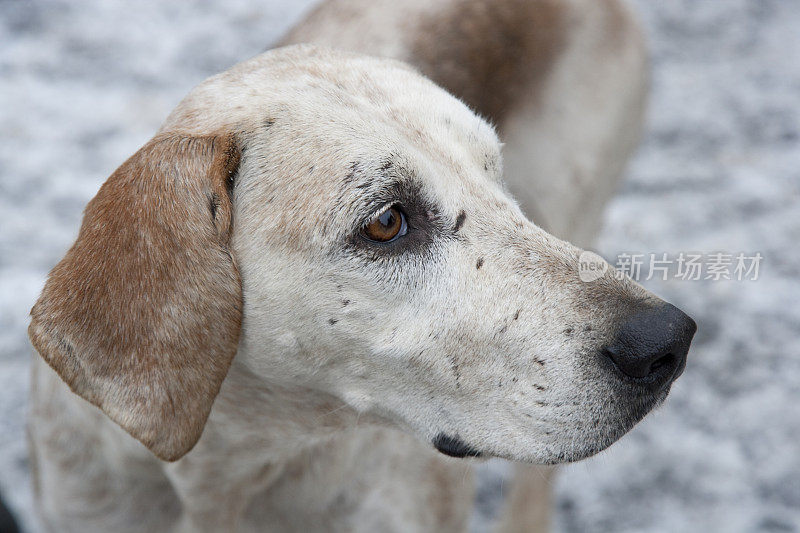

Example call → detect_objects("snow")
1 1 798 531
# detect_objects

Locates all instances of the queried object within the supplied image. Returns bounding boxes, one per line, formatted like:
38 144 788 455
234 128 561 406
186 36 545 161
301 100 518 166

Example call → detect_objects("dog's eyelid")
366 202 406 224
366 203 393 224
354 178 412 223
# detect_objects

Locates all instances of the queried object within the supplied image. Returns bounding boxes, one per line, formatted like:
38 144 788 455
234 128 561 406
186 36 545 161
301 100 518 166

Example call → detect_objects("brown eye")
362 205 408 243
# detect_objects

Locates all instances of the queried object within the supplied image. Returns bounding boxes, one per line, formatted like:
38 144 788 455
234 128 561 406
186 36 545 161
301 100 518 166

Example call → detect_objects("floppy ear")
29 133 242 461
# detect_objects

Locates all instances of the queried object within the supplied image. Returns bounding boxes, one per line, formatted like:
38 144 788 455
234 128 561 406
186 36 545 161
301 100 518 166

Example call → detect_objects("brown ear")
29 133 242 461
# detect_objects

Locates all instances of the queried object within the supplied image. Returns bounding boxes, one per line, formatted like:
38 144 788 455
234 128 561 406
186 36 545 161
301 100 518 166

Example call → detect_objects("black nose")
603 303 696 390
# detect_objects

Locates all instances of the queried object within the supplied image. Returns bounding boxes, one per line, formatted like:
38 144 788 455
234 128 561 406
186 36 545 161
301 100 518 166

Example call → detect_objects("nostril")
649 353 675 372
602 344 680 383
602 346 658 379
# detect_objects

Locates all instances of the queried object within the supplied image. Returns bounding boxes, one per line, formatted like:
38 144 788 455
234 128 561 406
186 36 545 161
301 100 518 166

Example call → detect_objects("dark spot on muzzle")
453 210 467 233
432 433 482 458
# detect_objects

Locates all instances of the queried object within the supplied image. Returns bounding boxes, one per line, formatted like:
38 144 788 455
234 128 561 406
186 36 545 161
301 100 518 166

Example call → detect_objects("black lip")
432 433 482 458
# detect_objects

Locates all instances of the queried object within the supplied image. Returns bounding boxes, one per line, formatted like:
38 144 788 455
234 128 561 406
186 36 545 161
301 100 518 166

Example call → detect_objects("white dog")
28 1 695 531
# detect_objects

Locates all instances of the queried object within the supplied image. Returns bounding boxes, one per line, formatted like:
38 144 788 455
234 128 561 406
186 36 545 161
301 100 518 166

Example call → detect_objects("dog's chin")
430 387 671 465
533 388 671 464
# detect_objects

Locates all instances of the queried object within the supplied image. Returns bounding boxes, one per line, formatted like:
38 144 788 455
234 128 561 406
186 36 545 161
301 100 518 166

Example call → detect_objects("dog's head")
29 46 695 463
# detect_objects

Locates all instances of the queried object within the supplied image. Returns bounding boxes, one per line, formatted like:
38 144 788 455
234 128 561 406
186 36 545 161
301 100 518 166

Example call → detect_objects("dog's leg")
495 466 555 533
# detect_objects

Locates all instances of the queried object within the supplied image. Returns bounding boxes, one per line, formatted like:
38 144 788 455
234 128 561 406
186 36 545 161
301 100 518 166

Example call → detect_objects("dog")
27 1 695 531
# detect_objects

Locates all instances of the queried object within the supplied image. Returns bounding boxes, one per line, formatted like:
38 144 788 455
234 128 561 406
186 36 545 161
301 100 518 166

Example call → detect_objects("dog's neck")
201 357 380 463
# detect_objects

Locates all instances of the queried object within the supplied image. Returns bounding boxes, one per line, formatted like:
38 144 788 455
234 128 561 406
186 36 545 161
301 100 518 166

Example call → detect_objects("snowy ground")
1 1 798 532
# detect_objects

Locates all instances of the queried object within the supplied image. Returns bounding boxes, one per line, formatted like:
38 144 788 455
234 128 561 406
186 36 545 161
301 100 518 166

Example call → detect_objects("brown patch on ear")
410 0 567 128
28 133 243 461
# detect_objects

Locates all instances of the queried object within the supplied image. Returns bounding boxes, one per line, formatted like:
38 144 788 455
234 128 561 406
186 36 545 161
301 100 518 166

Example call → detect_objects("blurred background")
1 1 798 531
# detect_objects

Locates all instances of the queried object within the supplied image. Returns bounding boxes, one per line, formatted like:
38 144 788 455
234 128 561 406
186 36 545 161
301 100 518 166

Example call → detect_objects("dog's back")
281 0 565 127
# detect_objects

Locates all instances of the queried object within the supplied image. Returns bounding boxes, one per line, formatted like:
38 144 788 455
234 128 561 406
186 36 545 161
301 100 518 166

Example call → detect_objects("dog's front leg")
495 465 556 533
